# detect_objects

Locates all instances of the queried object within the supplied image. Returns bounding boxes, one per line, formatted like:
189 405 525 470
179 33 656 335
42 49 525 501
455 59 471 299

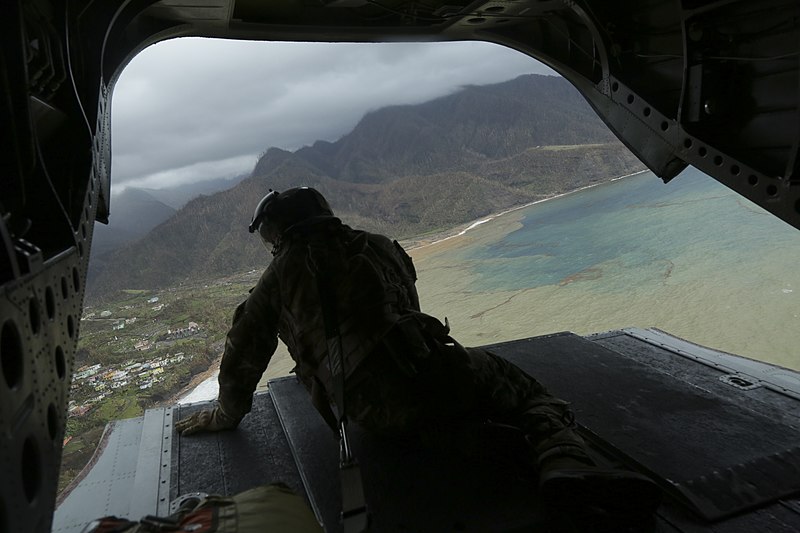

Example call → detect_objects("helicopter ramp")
54 329 800 532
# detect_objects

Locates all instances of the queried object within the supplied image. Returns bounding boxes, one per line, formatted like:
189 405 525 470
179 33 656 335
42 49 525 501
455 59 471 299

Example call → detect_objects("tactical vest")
271 222 418 404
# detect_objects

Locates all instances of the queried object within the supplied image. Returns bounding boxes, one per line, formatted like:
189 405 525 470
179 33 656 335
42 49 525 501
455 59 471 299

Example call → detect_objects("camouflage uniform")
217 215 583 459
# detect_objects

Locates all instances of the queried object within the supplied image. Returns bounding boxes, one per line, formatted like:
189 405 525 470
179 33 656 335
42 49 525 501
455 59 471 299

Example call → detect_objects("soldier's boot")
524 407 661 522
535 441 662 523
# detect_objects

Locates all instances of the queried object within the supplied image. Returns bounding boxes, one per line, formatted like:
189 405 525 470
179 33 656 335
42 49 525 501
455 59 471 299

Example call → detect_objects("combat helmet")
248 187 334 246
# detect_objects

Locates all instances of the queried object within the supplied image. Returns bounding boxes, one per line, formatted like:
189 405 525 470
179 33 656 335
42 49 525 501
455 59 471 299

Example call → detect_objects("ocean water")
412 169 800 371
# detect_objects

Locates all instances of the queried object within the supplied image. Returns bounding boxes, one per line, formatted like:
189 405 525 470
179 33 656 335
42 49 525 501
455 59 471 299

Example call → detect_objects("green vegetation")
59 270 259 494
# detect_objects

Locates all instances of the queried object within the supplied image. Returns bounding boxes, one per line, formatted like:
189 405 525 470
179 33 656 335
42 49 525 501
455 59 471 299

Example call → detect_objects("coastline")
166 357 222 405
174 343 296 404
405 169 648 252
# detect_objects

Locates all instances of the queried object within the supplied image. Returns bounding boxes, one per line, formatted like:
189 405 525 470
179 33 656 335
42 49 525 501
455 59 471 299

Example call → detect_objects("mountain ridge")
87 174 249 286
87 74 644 302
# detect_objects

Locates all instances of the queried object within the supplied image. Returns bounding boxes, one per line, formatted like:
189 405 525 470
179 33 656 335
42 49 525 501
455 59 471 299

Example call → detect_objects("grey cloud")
111 39 555 191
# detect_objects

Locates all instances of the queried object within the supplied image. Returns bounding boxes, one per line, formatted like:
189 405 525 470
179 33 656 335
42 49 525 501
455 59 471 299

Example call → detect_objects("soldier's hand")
175 404 240 436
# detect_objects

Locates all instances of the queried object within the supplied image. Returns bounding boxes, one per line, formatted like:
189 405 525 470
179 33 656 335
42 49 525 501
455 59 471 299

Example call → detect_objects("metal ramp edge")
52 408 174 533
129 407 175 518
267 376 339 528
623 327 800 400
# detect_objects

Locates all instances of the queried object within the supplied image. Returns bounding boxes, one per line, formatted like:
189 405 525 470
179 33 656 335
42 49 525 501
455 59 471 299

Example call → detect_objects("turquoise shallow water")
463 169 775 292
413 168 800 370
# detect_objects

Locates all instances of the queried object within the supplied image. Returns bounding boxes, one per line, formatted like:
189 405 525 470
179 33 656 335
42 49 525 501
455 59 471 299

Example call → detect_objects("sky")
110 38 556 193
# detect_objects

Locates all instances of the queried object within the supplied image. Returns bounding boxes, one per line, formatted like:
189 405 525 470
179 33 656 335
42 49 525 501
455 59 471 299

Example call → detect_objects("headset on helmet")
248 187 334 236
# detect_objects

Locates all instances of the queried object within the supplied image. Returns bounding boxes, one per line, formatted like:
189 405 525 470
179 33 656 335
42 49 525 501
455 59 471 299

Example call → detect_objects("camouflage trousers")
346 333 586 461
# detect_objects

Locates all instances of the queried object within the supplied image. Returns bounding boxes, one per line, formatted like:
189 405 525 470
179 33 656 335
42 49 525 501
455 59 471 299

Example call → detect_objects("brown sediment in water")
558 267 603 286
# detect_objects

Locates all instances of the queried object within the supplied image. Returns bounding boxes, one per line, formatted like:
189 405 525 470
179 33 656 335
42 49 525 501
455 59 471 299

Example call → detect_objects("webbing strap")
340 462 369 533
308 243 370 532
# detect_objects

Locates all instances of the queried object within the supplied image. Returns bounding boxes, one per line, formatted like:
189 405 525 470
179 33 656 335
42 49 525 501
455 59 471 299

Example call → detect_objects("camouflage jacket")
218 216 420 420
